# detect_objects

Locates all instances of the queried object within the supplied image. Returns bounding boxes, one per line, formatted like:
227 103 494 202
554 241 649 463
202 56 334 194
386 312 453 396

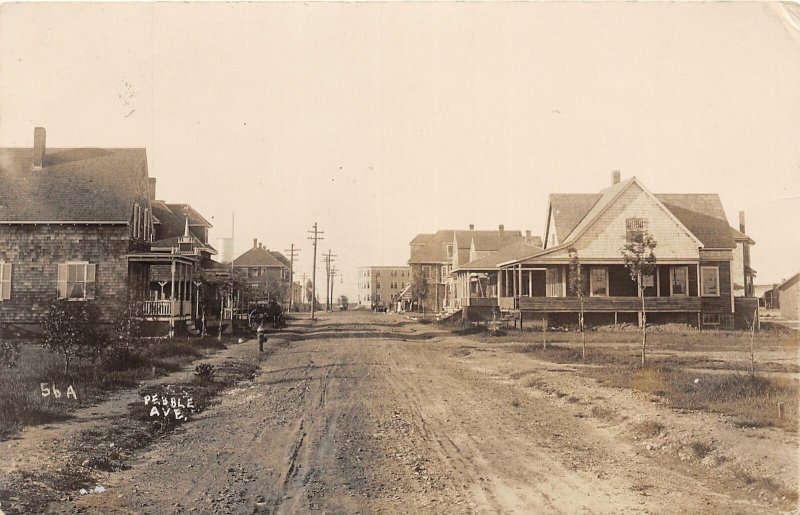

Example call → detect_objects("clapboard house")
497 173 757 329
0 127 157 327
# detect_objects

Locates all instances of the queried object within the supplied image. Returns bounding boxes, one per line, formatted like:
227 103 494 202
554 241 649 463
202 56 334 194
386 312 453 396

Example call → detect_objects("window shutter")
85 264 96 300
57 264 68 299
0 263 10 300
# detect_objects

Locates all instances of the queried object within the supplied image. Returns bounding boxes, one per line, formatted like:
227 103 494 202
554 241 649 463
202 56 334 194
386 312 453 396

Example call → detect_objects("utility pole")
323 250 337 311
283 244 299 312
329 264 340 310
307 223 324 320
300 272 308 310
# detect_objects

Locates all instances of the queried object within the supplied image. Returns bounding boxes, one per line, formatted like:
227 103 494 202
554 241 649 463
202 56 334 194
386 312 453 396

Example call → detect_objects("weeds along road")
65 311 791 514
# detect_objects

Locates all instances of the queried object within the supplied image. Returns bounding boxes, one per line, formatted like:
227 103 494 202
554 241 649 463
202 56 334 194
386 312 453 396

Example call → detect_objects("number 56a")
40 383 77 399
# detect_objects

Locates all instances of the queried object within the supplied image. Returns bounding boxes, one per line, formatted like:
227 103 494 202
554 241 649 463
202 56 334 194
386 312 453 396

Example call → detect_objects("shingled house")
0 128 159 327
497 173 757 329
231 239 290 301
407 226 524 313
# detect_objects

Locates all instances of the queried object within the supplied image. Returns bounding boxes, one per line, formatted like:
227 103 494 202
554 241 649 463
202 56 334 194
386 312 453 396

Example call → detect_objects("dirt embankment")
4 311 796 514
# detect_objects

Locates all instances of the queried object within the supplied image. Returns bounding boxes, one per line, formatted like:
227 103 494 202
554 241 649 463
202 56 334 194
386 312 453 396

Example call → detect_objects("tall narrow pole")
307 223 324 320
330 265 338 310
325 249 331 311
283 244 299 312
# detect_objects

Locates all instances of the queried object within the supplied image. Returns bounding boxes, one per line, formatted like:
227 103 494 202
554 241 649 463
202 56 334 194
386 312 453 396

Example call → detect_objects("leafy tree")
411 274 429 313
265 276 288 303
568 247 587 360
41 300 105 376
305 279 314 304
621 233 657 366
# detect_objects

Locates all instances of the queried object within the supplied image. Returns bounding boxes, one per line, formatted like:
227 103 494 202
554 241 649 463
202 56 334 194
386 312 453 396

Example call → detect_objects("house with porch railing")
494 172 757 329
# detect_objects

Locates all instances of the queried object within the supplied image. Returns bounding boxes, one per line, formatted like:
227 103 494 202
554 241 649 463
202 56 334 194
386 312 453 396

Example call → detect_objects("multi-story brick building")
232 239 290 301
356 266 411 308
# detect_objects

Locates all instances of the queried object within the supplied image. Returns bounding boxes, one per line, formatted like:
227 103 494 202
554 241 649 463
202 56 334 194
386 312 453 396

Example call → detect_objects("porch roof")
454 241 542 272
126 252 196 265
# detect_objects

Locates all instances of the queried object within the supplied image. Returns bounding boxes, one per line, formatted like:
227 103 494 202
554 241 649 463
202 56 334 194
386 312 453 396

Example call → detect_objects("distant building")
407 225 526 313
779 273 799 321
232 239 290 300
357 266 411 307
216 237 234 264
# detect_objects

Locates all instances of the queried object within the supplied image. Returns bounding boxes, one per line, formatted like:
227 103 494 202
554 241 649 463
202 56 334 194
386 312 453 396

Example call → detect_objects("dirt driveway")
56 311 796 514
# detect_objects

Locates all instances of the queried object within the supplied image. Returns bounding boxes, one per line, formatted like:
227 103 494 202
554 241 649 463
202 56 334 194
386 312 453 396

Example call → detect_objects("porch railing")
498 297 517 310
518 296 701 312
141 300 193 319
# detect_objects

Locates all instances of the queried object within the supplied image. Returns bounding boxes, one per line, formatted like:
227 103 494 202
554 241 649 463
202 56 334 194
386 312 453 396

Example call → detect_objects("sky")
1 2 798 298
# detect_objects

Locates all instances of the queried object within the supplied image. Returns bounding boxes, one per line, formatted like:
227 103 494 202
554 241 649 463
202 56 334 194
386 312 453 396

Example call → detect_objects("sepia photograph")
0 1 798 513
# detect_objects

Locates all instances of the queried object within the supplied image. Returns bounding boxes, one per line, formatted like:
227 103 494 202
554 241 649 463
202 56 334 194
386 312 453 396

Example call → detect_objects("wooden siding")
519 296 701 312
468 297 497 307
543 183 701 260
0 224 132 324
700 261 733 314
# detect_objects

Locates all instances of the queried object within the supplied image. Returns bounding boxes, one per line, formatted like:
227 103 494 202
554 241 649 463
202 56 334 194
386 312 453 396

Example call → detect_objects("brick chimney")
739 211 746 233
148 178 157 200
253 238 258 248
32 127 46 169
526 230 531 243
469 224 474 230
612 170 621 184
498 224 505 234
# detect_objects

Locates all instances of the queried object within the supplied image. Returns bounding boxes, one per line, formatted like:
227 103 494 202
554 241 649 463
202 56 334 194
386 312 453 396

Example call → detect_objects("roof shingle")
0 147 149 222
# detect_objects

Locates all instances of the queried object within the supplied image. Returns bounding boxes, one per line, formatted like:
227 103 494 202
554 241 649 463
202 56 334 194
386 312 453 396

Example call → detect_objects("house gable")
545 180 703 261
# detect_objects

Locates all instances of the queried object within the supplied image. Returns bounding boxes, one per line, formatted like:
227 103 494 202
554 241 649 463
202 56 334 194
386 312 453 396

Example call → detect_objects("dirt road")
59 311 796 514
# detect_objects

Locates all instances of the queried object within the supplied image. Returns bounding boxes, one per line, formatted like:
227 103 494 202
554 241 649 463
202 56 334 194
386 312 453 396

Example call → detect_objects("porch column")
512 267 517 298
517 264 522 297
169 260 176 337
498 268 503 298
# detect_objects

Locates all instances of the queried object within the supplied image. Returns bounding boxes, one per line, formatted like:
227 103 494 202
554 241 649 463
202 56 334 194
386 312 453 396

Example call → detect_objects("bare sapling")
621 233 657 366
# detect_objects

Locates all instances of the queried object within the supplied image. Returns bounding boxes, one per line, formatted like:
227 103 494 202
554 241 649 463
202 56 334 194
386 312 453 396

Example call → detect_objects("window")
376 271 380 278
642 273 655 288
0 262 11 300
547 268 561 297
590 267 608 296
133 204 141 239
701 266 720 297
445 244 454 259
626 218 647 243
422 265 432 280
670 266 688 296
57 262 96 300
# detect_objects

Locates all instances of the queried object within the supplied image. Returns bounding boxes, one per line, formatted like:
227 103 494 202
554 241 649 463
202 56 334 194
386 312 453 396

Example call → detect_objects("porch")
497 262 704 314
127 252 198 323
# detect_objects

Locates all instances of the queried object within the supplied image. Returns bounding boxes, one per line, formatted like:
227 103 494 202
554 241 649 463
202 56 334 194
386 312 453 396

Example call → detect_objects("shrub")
101 344 145 372
0 338 20 368
113 301 145 348
41 301 107 376
194 363 215 382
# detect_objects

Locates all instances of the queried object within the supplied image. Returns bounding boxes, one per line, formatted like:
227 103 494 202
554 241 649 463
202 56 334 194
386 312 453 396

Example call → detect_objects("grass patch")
591 365 798 431
0 357 258 514
0 336 240 440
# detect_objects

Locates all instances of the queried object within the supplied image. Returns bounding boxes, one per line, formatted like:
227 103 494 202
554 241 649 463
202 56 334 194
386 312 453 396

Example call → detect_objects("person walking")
257 318 268 352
